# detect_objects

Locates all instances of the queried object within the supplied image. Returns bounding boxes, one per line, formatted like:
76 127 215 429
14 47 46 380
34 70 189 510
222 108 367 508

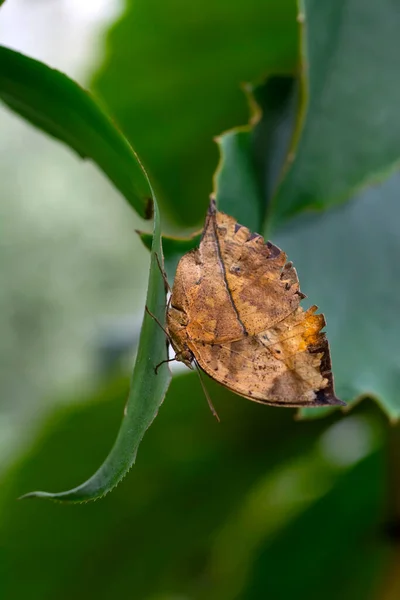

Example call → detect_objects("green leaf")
198 0 400 420
215 76 298 232
93 0 298 226
276 173 400 420
138 75 298 283
270 0 400 227
0 46 152 219
214 129 264 233
214 106 400 419
21 199 172 502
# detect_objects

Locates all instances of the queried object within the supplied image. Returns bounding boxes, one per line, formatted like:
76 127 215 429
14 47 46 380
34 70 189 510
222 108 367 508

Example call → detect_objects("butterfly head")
174 346 194 369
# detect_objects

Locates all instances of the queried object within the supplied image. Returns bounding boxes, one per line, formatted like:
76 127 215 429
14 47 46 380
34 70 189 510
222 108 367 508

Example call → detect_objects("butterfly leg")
154 356 177 374
145 305 177 374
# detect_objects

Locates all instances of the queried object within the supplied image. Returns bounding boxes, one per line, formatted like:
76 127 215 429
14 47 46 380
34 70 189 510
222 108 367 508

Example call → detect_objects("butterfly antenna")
194 360 220 422
154 252 171 293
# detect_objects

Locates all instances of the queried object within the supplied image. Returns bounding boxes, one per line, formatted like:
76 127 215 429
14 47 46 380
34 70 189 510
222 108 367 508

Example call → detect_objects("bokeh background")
1 0 399 598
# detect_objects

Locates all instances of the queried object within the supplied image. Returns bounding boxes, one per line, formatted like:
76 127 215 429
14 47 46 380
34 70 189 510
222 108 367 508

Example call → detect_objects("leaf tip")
18 490 53 501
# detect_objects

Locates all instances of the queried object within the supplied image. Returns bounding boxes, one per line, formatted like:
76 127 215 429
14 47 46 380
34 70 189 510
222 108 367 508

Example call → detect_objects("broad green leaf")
215 76 298 232
0 46 152 219
195 1 400 419
93 0 298 226
213 106 400 418
138 76 297 280
275 173 400 420
271 0 400 227
21 199 171 502
214 130 264 233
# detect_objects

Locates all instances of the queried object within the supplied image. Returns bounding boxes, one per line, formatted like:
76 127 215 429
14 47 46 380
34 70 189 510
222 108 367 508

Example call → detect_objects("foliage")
0 375 390 599
1 0 400 597
92 0 298 226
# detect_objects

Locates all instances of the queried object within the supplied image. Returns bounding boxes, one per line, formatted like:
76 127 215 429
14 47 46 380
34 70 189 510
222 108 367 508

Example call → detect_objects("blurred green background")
1 0 400 598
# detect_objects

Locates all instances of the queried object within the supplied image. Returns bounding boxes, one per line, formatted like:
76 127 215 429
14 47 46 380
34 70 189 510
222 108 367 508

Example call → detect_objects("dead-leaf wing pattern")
167 199 342 407
168 248 244 345
189 306 340 407
211 205 303 336
170 200 301 343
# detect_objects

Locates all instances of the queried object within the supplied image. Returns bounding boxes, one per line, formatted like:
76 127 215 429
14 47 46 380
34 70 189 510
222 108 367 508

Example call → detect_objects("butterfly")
156 199 344 418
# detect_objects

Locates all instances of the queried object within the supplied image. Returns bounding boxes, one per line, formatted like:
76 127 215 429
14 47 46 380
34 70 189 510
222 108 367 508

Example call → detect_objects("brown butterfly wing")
168 249 245 346
168 203 253 345
188 306 342 407
168 199 342 407
210 204 304 336
170 201 300 343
